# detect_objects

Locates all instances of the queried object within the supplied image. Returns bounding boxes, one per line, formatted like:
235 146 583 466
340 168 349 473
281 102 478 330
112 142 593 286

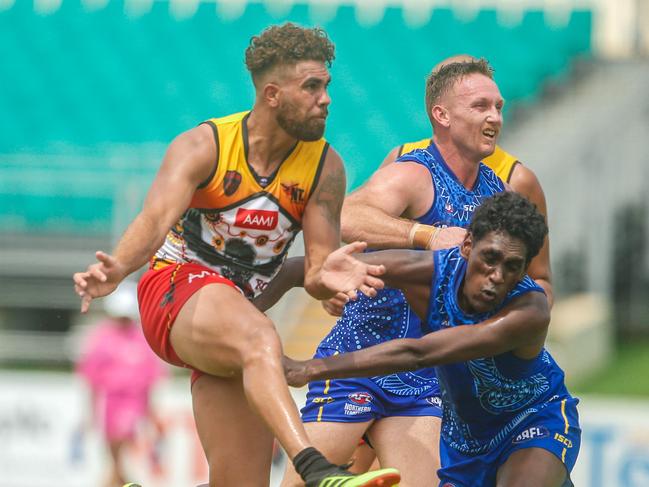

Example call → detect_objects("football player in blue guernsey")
280 192 580 487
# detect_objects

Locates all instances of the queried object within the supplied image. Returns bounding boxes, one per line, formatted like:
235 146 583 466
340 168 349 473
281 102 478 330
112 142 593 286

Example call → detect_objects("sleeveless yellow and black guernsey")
398 138 519 183
154 111 329 297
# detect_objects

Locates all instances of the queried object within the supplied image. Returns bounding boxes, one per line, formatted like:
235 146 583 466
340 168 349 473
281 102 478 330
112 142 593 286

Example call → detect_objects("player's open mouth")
480 288 497 301
482 128 497 139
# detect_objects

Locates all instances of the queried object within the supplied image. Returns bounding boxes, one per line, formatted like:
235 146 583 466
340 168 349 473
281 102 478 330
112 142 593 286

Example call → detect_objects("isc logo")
235 209 278 230
554 432 573 448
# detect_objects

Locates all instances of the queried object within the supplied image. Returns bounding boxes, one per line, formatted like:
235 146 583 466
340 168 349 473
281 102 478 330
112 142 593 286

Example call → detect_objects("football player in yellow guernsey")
286 57 552 487
74 23 401 487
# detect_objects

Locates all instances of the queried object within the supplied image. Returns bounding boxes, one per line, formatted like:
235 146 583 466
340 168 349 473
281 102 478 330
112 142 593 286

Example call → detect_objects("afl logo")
348 392 373 405
223 170 242 196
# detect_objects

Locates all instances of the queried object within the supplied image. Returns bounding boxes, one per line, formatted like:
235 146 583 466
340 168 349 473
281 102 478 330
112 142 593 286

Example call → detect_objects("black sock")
293 447 335 481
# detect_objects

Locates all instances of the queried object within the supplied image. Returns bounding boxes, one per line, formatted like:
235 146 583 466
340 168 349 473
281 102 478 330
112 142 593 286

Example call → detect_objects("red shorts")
137 262 240 386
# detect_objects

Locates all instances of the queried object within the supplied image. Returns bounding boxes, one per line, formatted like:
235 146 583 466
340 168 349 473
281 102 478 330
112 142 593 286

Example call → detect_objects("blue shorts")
301 348 442 423
438 397 581 487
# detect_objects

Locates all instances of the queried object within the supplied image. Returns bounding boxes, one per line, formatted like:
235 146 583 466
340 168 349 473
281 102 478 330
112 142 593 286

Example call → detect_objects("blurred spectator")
76 281 167 487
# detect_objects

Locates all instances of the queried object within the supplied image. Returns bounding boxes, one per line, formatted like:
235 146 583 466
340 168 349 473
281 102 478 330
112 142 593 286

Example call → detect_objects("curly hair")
425 58 493 124
245 23 335 83
468 192 548 263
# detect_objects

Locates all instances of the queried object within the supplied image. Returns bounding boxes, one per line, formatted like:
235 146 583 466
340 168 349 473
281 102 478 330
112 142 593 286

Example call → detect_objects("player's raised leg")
192 374 274 486
170 284 312 462
172 283 400 487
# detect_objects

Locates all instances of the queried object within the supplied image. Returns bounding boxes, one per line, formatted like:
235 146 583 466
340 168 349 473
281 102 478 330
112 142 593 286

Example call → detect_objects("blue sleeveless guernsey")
301 143 506 424
430 247 580 487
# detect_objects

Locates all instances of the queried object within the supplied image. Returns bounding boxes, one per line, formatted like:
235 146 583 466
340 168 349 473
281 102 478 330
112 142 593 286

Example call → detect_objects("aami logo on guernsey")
235 208 278 230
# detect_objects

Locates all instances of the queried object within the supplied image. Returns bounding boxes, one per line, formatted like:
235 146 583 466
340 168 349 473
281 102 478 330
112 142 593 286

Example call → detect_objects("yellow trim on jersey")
398 138 431 158
316 353 339 422
560 399 569 462
192 111 328 224
317 379 333 422
398 138 519 183
560 399 569 434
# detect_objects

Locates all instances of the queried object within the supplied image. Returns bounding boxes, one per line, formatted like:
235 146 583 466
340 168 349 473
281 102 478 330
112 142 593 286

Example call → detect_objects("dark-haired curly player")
74 23 399 487
285 192 580 487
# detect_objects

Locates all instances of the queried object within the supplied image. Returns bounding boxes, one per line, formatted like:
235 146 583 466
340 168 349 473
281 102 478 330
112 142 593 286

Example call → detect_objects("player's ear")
460 232 473 259
263 82 281 108
431 104 450 128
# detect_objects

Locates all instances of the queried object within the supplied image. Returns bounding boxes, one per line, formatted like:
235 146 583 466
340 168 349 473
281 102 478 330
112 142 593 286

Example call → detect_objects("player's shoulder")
508 163 542 192
170 122 217 151
205 110 249 127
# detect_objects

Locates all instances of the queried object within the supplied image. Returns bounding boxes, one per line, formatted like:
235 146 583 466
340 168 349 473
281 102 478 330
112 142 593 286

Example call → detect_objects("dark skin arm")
251 257 304 312
251 241 389 312
284 250 550 387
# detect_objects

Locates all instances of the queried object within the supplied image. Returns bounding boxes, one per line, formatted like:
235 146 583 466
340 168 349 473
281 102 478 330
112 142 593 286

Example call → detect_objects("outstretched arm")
319 158 465 317
73 124 216 312
350 249 435 319
254 248 434 315
286 291 549 386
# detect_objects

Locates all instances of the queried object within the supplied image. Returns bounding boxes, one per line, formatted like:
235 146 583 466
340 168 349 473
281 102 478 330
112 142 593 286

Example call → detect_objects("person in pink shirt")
77 281 167 487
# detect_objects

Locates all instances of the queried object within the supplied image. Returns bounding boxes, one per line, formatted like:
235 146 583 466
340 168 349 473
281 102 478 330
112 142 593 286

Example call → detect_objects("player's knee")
239 316 282 366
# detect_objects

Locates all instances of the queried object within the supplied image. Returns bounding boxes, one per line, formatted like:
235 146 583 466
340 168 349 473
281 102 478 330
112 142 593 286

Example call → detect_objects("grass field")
572 339 649 396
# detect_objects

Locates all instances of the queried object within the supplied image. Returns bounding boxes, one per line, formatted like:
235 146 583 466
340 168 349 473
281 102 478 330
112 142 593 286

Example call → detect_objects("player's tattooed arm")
314 152 346 227
301 147 384 300
301 146 345 299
